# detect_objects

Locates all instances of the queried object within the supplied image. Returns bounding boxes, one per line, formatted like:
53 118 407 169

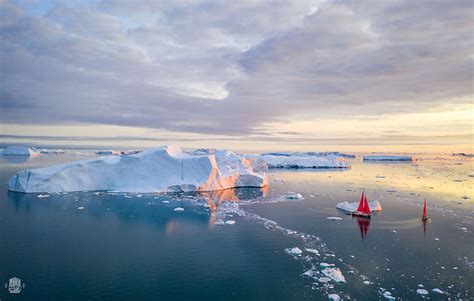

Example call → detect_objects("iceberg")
336 201 382 213
8 145 268 193
95 150 121 155
2 145 39 156
363 155 413 162
247 153 350 169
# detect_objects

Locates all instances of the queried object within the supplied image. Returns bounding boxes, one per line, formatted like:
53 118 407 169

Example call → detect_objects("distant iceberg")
8 145 268 193
95 150 121 155
2 145 39 156
247 152 350 169
363 155 413 162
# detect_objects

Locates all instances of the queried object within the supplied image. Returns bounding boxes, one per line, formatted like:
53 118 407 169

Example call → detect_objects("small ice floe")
162 200 170 204
434 237 440 241
383 291 396 300
37 194 50 198
225 220 236 225
285 247 303 256
321 267 346 283
136 194 143 198
77 206 85 210
309 194 316 198
391 230 398 233
318 277 332 283
416 289 429 295
336 200 382 213
363 280 371 285
173 207 185 212
287 193 304 200
214 220 225 226
320 263 335 268
462 196 470 200
326 217 343 221
306 248 320 256
458 227 468 232
432 288 444 294
418 284 424 288
328 293 341 301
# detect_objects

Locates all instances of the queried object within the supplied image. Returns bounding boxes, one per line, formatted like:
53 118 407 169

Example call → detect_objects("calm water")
0 152 473 300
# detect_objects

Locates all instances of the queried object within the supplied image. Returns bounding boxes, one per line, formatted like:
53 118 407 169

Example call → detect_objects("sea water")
0 151 472 300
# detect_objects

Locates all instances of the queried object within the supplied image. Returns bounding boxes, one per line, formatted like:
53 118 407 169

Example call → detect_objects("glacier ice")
8 145 268 193
363 155 413 162
246 152 350 169
2 145 39 156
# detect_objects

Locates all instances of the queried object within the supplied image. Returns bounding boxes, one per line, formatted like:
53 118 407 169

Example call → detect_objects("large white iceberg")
247 153 350 169
336 201 382 213
2 145 39 156
363 155 413 162
8 145 268 193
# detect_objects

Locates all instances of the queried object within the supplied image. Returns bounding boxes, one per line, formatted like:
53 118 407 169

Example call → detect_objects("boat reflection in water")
355 216 371 241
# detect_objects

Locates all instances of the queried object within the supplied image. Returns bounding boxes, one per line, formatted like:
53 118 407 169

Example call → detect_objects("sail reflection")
355 216 371 241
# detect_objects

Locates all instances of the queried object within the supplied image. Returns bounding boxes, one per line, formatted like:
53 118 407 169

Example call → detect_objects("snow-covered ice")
8 145 268 193
336 200 382 213
2 146 39 156
225 220 236 225
173 207 185 212
306 248 320 255
432 288 444 294
37 194 50 198
321 267 346 283
363 155 413 162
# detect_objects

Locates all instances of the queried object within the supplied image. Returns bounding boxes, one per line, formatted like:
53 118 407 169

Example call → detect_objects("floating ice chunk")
322 267 346 283
225 220 236 225
432 288 444 294
306 248 320 255
363 155 413 162
328 293 341 301
173 207 185 212
318 277 332 283
383 291 396 300
214 220 225 226
287 193 304 200
336 200 382 213
162 201 170 204
326 217 342 221
8 145 268 193
418 284 424 287
363 280 371 285
434 238 440 241
416 289 429 295
462 196 470 200
320 263 335 268
286 247 303 256
37 194 50 198
3 145 39 156
77 206 84 210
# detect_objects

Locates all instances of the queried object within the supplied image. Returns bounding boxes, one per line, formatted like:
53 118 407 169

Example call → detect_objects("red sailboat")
352 191 371 218
422 198 429 221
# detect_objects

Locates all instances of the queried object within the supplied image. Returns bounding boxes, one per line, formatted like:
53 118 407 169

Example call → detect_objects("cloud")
0 0 472 139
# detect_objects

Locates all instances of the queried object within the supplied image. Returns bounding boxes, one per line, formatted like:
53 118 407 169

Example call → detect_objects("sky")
0 0 473 152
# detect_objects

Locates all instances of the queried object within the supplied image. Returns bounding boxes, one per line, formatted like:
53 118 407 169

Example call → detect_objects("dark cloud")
1 0 472 137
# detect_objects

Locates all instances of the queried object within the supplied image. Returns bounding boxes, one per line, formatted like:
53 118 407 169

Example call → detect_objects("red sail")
423 198 428 219
362 196 371 215
356 191 365 212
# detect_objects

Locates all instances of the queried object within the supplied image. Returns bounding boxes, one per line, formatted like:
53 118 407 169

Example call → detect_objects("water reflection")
7 186 269 230
355 216 371 241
